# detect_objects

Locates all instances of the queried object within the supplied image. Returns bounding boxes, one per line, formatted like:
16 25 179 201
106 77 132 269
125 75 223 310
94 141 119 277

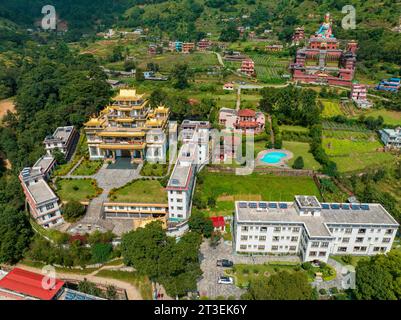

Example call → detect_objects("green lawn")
359 109 401 126
140 162 168 177
283 141 321 170
56 179 102 202
95 270 153 300
72 160 103 176
197 172 321 201
109 179 167 203
279 125 309 133
322 136 396 172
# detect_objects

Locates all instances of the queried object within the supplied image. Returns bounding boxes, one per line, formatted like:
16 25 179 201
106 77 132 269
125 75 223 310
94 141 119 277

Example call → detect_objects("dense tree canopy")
121 222 202 297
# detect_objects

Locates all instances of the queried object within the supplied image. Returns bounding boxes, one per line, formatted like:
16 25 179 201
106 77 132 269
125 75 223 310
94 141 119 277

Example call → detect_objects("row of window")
170 198 183 203
329 227 394 235
240 235 299 242
309 251 327 257
170 206 184 211
339 237 391 244
239 245 297 251
311 242 329 248
337 246 388 253
38 202 55 213
241 226 301 233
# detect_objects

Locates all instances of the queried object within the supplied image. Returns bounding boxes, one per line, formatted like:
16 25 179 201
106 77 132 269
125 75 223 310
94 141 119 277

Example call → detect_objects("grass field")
282 141 321 170
109 179 167 203
96 270 153 300
56 179 102 202
72 160 103 176
279 125 309 133
197 172 321 201
322 136 396 172
225 262 335 288
320 99 343 118
358 109 401 126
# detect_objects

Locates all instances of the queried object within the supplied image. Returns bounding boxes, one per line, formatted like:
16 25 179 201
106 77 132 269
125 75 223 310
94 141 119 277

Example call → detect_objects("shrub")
301 262 313 270
292 156 304 169
319 288 327 295
62 200 86 223
91 243 113 264
330 287 339 294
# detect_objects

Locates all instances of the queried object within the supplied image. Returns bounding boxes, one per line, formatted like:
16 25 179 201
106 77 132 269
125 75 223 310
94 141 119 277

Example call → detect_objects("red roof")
238 109 256 117
236 121 259 128
0 268 65 300
210 216 225 228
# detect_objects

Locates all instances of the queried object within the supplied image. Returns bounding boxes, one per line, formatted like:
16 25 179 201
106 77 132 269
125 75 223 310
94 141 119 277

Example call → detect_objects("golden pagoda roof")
155 105 169 113
98 131 146 138
113 88 145 101
85 118 105 127
146 118 165 127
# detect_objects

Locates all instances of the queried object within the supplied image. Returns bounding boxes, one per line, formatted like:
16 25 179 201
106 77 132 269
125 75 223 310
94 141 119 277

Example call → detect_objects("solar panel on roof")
269 203 278 208
361 204 369 211
351 205 360 210
341 204 350 210
279 203 288 209
249 203 257 209
330 204 340 210
322 204 330 209
239 202 247 208
259 203 268 209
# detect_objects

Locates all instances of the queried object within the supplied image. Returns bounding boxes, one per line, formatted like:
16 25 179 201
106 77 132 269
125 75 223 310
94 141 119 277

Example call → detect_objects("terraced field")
251 54 290 84
320 99 343 118
322 133 397 172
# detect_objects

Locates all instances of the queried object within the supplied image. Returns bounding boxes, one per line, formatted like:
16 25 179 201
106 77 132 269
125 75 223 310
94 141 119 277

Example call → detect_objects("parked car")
216 259 234 267
218 276 234 285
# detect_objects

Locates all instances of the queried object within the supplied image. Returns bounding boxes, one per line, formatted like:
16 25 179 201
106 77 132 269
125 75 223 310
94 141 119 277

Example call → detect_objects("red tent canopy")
0 268 65 300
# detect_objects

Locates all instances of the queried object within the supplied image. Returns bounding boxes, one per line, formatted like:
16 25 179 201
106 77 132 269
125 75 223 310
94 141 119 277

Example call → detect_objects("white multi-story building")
43 126 78 159
233 196 399 262
19 160 63 229
380 127 401 149
166 143 198 222
180 120 210 165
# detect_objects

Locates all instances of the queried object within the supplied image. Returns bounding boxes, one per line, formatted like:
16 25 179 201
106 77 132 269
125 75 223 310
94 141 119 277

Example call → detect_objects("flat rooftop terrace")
27 180 58 204
236 200 399 238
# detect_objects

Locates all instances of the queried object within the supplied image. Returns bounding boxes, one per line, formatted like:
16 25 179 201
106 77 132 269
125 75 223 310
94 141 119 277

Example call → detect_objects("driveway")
197 240 300 299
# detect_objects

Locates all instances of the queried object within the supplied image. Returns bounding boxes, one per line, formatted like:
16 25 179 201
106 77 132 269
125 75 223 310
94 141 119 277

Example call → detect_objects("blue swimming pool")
260 151 287 164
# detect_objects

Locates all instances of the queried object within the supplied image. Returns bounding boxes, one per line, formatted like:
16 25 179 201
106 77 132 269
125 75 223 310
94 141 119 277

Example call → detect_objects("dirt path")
0 98 15 120
15 263 143 300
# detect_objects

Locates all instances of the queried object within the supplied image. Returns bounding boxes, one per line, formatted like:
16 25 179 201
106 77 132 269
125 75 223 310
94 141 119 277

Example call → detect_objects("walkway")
67 162 142 235
15 263 143 300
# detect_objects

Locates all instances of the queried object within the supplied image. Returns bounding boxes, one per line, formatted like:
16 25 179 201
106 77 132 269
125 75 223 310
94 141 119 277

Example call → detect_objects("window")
273 236 279 242
358 228 366 234
241 236 248 241
321 242 329 248
345 228 352 234
46 203 55 211
311 242 319 248
309 251 317 257
291 237 298 242
289 246 296 251
356 237 364 243
259 236 266 241
242 226 248 232
338 247 347 252
360 247 367 252
373 247 380 252
258 245 265 250
274 227 281 232
260 227 267 232
386 229 394 235
177 207 183 210
271 246 278 251
382 238 391 243
177 199 183 203
319 252 326 257
240 245 247 250
293 227 300 232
